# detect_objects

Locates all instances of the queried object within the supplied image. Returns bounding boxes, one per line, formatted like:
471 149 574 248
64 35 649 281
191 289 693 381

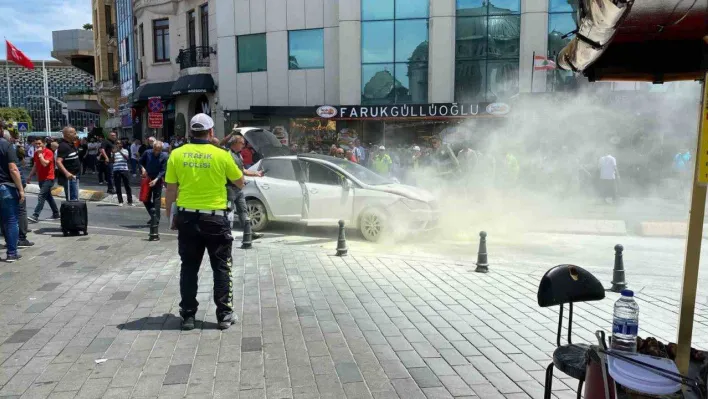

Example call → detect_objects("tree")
0 108 33 132
83 23 93 31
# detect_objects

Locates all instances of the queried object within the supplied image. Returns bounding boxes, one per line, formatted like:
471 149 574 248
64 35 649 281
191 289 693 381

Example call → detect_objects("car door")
255 159 303 221
300 160 354 225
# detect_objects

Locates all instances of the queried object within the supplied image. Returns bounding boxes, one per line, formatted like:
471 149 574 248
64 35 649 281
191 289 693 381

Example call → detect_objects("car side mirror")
343 179 352 190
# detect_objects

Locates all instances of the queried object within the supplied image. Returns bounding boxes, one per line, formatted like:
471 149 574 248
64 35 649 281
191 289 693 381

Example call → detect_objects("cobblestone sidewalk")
0 233 702 399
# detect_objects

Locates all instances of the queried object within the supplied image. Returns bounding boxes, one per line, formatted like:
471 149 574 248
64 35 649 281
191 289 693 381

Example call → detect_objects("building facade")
0 61 100 132
132 0 216 140
92 0 121 130
116 0 138 137
213 0 558 145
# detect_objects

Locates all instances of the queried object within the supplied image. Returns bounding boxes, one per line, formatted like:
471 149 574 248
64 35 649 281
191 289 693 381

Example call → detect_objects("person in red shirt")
27 138 60 222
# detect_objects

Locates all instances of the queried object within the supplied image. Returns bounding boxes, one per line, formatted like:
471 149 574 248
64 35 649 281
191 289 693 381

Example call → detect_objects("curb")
25 183 167 209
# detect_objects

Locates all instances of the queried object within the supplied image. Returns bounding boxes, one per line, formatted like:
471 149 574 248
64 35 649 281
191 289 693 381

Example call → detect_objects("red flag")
5 40 34 70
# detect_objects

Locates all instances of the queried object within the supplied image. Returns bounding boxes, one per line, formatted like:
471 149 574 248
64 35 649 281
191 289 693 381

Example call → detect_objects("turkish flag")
5 40 34 70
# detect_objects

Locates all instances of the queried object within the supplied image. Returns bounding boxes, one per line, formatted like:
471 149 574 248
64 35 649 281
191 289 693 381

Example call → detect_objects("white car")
242 154 439 241
235 127 439 241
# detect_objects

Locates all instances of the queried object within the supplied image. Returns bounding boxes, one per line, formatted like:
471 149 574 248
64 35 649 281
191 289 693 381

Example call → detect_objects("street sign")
148 112 163 129
17 122 29 133
148 97 164 113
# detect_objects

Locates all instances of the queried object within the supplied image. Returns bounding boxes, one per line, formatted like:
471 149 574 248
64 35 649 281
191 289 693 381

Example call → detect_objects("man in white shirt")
598 153 619 203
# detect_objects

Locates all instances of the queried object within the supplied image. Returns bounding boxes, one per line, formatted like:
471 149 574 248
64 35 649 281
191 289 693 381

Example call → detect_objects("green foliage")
83 23 93 30
0 108 32 131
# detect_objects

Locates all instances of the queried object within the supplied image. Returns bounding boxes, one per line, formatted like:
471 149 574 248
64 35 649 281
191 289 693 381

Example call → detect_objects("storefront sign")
317 103 510 120
148 112 163 129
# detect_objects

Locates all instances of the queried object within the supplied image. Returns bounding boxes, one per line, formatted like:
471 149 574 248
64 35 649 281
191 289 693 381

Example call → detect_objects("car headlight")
400 198 428 210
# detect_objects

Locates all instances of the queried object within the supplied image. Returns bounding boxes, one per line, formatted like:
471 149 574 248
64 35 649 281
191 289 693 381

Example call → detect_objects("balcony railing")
176 46 215 70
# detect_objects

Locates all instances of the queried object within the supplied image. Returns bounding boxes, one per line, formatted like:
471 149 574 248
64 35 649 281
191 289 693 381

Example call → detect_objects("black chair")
537 264 606 399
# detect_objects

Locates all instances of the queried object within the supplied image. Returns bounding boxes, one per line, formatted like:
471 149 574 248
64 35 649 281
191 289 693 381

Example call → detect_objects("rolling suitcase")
60 201 88 236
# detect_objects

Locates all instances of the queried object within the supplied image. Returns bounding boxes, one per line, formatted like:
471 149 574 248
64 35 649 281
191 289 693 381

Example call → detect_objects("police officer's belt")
178 208 229 216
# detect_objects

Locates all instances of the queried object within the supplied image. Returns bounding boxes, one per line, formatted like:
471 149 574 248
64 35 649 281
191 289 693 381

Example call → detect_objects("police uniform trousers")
176 210 234 322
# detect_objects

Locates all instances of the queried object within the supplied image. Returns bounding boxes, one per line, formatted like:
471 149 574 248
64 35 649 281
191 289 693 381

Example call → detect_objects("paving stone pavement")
0 233 703 399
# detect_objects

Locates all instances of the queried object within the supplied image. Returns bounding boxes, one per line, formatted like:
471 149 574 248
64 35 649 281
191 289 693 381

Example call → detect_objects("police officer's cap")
190 113 214 132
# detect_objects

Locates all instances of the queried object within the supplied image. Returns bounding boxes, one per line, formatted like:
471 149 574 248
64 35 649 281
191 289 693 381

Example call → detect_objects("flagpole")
530 51 536 93
43 60 50 133
4 61 10 107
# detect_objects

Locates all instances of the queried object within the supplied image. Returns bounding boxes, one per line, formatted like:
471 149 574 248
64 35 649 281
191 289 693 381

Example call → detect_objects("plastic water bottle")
612 289 639 352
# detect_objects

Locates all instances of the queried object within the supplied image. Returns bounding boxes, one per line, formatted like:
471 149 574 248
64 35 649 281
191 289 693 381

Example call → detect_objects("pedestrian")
226 135 264 238
598 152 619 203
100 131 117 194
77 138 87 175
56 127 81 201
353 139 366 164
27 137 60 223
87 137 99 174
335 148 345 159
290 143 299 154
164 113 244 331
5 132 33 249
0 129 25 262
112 141 134 207
130 139 141 177
372 146 393 176
96 136 108 184
140 141 168 225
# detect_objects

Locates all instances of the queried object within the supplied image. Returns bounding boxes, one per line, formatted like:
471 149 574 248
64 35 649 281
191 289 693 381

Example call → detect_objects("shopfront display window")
361 0 429 105
289 119 338 152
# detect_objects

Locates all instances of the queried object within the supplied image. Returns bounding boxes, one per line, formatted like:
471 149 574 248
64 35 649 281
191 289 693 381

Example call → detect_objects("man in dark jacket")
140 141 168 224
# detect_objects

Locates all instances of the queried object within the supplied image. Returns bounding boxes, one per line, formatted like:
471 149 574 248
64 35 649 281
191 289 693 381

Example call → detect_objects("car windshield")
324 158 394 185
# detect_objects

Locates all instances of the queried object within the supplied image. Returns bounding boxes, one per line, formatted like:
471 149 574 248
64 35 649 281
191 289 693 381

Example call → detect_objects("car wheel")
359 209 386 242
247 199 269 232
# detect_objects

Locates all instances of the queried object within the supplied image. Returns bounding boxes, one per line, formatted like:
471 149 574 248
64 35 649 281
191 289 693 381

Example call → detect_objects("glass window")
362 21 394 63
200 3 209 47
362 64 395 105
488 0 520 14
487 15 520 58
548 13 576 57
395 62 428 104
187 10 196 48
395 20 428 62
549 0 577 12
153 19 170 62
306 162 342 185
455 60 486 103
486 59 519 100
261 159 296 181
139 24 144 57
455 17 487 60
237 34 267 73
395 0 429 19
362 0 393 20
288 29 324 69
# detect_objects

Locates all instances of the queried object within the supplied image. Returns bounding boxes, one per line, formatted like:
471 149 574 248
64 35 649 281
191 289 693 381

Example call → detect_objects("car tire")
359 208 387 242
247 199 269 232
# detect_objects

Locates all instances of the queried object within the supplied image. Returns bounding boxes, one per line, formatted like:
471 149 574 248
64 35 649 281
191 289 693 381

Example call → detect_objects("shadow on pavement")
117 314 183 331
33 227 65 238
117 314 221 331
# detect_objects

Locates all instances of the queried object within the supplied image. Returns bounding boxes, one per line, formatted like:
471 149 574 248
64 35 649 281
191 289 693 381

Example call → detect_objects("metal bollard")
475 231 489 273
148 209 160 242
241 220 253 249
336 220 348 257
610 244 627 292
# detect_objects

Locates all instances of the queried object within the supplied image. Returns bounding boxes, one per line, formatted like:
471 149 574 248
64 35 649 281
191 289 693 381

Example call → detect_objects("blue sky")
0 0 92 61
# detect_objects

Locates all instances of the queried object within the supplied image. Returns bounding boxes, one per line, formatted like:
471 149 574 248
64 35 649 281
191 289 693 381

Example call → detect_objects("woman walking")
112 142 134 206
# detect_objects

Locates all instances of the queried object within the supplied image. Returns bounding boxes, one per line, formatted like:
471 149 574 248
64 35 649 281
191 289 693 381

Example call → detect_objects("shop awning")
171 74 216 96
132 81 175 102
556 0 708 81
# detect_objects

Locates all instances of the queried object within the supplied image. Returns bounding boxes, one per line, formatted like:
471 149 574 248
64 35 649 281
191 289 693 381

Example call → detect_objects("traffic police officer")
165 113 244 331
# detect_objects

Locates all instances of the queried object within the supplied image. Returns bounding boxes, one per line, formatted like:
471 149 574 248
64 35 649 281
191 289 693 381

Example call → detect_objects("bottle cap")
621 289 634 297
